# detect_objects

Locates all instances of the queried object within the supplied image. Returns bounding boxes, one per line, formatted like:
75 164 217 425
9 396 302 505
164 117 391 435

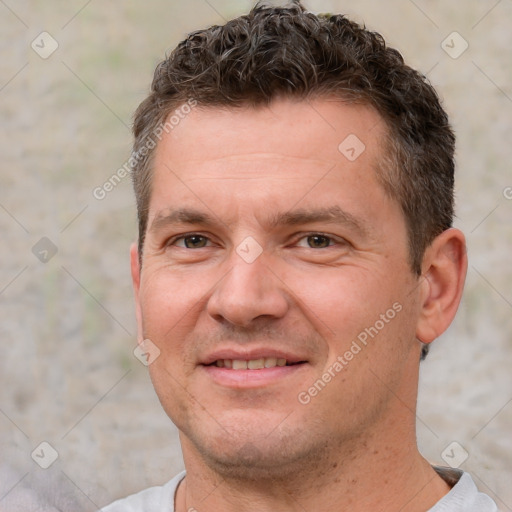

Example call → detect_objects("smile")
210 358 300 369
202 357 308 388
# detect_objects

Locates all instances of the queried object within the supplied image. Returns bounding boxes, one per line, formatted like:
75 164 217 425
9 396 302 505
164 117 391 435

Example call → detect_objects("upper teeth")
215 358 287 370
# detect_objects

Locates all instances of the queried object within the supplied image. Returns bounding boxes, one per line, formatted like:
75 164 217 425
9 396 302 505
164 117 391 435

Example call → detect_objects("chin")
201 442 317 481
182 417 329 482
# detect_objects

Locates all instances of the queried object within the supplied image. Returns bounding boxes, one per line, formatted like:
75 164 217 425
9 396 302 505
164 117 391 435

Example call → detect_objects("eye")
171 234 211 249
296 234 338 249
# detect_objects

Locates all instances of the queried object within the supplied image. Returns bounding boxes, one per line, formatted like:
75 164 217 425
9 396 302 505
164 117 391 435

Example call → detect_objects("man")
101 1 497 510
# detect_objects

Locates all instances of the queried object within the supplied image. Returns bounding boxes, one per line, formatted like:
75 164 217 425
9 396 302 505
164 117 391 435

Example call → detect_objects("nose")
206 248 290 328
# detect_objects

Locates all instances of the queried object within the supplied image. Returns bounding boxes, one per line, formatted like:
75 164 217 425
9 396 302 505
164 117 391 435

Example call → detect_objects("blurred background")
0 0 511 510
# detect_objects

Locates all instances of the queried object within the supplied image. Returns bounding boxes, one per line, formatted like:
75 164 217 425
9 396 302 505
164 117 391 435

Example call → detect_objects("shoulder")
99 471 186 512
430 466 497 511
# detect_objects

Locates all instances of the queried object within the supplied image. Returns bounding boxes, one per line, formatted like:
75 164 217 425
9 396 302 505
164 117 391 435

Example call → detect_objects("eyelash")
167 232 344 249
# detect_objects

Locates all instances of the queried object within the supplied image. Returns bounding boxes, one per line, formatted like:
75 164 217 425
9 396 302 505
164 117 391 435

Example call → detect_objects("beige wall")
0 1 510 510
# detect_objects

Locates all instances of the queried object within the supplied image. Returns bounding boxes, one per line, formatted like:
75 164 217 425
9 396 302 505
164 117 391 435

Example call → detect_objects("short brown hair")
131 1 456 356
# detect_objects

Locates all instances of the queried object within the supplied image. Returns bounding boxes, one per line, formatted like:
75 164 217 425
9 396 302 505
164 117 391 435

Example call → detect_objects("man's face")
132 98 424 476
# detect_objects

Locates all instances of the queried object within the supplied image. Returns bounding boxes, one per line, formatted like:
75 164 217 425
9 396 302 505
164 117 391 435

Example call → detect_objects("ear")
416 228 468 344
130 242 144 345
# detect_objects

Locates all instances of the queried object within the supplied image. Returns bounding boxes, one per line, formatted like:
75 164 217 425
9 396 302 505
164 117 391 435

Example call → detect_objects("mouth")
199 350 309 388
207 357 305 370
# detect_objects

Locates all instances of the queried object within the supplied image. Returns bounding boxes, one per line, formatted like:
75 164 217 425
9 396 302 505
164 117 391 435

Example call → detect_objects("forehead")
147 98 398 235
153 98 387 170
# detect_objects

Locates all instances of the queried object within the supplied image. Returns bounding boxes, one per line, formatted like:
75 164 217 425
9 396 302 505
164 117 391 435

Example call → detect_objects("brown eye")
305 235 332 248
172 235 210 248
184 235 208 248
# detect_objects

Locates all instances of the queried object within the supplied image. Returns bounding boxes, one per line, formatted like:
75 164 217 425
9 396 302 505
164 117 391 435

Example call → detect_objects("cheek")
141 263 205 317
285 265 395 344
292 262 419 383
140 271 202 425
138 269 204 358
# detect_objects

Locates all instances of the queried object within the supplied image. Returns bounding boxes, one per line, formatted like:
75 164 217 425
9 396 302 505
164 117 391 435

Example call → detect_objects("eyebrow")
150 206 370 237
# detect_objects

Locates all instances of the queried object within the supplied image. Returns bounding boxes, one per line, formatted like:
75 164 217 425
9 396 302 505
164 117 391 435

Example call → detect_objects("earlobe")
130 242 144 344
415 228 468 344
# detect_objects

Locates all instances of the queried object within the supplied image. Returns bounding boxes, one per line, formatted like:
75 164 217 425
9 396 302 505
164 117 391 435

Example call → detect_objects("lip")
201 362 308 388
198 346 310 389
200 347 308 366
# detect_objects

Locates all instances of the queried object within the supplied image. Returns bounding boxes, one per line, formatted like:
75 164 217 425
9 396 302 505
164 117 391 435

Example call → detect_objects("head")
129 1 467 480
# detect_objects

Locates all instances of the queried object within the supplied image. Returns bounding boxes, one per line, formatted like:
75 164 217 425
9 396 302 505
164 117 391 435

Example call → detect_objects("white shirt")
99 467 497 511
